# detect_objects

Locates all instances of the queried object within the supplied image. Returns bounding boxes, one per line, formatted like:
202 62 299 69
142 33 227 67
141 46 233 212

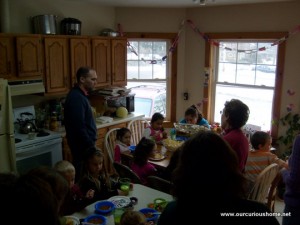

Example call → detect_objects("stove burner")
15 138 22 143
37 131 50 137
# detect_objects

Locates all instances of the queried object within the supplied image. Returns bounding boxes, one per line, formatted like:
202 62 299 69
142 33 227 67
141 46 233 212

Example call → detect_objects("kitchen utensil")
61 17 81 35
32 14 57 34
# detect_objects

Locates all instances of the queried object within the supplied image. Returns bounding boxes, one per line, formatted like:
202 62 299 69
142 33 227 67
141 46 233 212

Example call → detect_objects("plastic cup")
119 178 131 195
113 208 125 225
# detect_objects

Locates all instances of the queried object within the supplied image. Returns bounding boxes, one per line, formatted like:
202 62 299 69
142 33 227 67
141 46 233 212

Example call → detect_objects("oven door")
16 137 62 174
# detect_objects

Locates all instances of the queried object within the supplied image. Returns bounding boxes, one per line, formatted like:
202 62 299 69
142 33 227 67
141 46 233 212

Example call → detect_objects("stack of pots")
32 14 58 34
61 18 81 35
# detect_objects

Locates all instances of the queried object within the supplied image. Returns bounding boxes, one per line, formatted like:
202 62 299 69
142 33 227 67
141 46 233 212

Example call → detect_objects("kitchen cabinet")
111 39 127 86
92 37 127 88
44 36 70 94
70 37 91 86
16 35 43 79
0 35 16 79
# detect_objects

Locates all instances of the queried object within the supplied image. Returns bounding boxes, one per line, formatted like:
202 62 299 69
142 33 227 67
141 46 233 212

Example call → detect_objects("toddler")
120 210 147 225
245 131 288 183
131 137 157 185
78 146 126 201
143 112 167 144
114 127 132 163
54 160 95 215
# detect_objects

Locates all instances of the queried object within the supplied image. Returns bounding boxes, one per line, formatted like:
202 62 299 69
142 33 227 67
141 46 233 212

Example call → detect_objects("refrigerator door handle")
9 134 17 172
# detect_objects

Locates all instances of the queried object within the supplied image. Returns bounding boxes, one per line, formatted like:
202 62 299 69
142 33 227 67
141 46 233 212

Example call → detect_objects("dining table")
71 184 174 225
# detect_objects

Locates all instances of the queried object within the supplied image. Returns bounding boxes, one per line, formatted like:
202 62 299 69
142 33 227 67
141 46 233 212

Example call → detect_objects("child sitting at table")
179 105 210 128
54 160 95 215
245 131 288 189
78 146 126 202
131 137 158 185
114 127 132 163
143 112 168 144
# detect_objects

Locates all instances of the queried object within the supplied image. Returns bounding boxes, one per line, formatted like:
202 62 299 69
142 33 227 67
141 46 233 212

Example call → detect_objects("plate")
108 196 131 208
64 216 80 225
149 155 166 161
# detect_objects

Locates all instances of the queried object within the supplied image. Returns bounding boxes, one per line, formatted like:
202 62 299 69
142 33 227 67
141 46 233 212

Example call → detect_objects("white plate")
108 196 131 208
64 215 80 225
149 155 166 161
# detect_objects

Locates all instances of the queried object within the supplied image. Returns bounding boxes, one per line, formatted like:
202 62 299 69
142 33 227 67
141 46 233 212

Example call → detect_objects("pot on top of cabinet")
32 14 58 34
61 18 81 35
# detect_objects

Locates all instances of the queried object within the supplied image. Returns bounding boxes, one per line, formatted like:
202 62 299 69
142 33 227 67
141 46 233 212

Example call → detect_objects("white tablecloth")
71 184 174 224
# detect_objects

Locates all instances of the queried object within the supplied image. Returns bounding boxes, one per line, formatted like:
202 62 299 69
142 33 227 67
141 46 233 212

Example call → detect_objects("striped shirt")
245 150 286 182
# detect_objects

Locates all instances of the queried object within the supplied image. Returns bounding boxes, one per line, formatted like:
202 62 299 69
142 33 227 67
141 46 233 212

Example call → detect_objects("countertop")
95 113 145 129
58 113 145 137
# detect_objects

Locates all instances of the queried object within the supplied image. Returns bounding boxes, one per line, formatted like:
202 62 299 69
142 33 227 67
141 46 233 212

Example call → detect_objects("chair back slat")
247 163 279 207
127 118 149 145
104 128 119 163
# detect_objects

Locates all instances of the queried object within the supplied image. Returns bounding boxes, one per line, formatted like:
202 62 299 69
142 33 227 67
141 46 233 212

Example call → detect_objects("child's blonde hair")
54 160 75 177
120 210 146 225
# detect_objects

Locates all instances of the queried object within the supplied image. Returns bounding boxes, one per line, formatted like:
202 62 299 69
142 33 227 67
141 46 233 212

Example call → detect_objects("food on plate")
163 138 183 151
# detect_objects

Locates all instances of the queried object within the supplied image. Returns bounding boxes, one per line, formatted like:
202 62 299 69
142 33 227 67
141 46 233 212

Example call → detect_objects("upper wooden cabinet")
70 37 91 86
111 39 127 86
0 35 16 79
16 35 43 79
91 38 111 88
44 36 70 94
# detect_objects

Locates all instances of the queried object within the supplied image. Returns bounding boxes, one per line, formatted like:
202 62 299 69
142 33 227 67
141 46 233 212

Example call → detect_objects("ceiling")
67 0 295 8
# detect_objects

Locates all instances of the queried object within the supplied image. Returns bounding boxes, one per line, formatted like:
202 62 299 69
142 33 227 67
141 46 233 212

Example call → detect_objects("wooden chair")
147 175 172 194
104 128 119 163
127 118 150 145
267 172 283 212
247 163 280 210
113 161 142 184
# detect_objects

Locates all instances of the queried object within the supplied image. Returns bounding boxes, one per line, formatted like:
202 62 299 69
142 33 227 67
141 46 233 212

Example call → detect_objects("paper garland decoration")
120 20 300 64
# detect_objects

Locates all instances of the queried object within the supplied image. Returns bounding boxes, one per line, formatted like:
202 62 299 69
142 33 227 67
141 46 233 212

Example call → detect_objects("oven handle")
16 138 62 153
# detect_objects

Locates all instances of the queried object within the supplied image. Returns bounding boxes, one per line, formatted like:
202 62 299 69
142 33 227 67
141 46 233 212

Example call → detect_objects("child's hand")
86 189 95 199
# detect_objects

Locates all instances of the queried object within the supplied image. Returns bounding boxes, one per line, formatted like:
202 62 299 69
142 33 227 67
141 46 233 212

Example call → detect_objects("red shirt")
223 128 249 173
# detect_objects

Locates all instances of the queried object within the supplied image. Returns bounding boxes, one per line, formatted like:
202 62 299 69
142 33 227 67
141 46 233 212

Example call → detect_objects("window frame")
204 32 287 140
125 32 178 126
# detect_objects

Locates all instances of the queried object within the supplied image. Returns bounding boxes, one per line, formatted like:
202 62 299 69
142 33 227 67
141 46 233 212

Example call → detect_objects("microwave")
105 94 135 113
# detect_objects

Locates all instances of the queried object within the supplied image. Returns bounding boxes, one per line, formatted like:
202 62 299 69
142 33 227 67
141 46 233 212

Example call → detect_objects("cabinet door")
70 38 91 86
44 37 70 94
92 38 111 88
16 36 43 78
0 36 16 79
111 39 127 86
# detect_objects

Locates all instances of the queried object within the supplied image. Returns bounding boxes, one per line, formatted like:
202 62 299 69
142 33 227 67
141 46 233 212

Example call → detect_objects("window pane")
140 61 153 79
127 61 138 79
214 84 274 131
214 41 277 132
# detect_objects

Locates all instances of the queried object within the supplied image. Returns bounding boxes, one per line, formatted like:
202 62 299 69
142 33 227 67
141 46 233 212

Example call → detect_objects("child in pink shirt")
131 137 157 185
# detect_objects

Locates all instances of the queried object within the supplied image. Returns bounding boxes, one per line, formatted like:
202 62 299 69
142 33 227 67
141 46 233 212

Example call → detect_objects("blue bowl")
129 145 136 152
83 214 107 225
139 208 159 222
94 200 115 215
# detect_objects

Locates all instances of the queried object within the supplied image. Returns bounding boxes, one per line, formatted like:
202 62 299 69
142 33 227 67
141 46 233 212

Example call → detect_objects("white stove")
13 106 63 174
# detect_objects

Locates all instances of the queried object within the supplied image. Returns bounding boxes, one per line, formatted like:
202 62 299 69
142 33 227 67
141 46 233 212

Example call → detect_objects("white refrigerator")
0 78 17 172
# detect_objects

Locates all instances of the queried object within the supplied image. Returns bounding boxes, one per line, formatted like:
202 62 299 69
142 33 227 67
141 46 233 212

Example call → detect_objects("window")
213 41 277 131
205 32 286 138
125 33 177 123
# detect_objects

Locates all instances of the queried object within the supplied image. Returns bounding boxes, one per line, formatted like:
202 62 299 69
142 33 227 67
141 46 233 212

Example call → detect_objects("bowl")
64 216 80 225
139 208 159 222
129 145 136 152
94 200 115 215
83 214 107 225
